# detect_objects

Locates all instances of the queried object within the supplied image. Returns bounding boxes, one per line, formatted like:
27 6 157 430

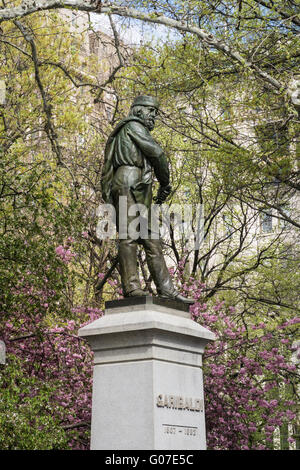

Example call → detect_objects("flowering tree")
1 260 298 450
169 268 299 450
0 301 102 449
0 2 299 451
192 302 299 449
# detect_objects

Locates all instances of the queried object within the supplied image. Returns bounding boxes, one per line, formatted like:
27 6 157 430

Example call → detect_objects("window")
219 97 231 120
260 210 273 233
255 120 289 158
278 204 291 230
105 105 114 121
89 34 99 55
223 214 234 237
71 12 77 26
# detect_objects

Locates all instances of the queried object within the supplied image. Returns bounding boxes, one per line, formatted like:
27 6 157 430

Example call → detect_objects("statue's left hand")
154 184 172 205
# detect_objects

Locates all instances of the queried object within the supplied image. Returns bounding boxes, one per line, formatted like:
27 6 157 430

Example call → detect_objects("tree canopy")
0 0 299 450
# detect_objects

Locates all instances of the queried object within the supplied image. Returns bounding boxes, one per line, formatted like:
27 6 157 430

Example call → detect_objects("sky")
90 12 179 46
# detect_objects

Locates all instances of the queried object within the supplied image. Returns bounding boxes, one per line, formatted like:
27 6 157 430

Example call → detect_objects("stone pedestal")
78 297 215 450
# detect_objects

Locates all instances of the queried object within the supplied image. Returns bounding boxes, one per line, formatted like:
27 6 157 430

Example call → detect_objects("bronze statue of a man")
101 95 194 304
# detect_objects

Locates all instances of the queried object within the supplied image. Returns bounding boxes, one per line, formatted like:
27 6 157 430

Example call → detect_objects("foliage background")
0 1 299 449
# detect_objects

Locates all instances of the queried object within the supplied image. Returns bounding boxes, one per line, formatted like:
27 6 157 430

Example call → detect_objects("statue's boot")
142 238 195 305
126 289 148 297
119 238 147 297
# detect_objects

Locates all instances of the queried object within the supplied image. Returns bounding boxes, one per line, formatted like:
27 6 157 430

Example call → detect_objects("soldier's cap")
132 95 159 109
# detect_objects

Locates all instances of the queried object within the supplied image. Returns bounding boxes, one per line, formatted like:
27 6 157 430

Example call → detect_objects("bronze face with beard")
101 95 194 304
129 104 158 131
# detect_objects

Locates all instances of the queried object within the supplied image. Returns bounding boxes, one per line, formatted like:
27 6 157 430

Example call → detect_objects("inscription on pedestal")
156 393 204 448
156 394 204 412
163 424 198 436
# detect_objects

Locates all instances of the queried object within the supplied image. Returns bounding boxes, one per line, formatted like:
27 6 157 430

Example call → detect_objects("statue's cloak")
101 116 150 205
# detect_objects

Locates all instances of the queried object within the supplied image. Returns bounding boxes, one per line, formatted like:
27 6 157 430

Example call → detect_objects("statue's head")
129 95 160 131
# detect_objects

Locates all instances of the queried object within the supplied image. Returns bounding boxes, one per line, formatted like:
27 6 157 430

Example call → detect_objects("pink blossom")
55 245 76 263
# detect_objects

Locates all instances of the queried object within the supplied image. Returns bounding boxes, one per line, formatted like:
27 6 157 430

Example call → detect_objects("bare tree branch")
0 1 296 104
252 0 300 27
14 19 64 165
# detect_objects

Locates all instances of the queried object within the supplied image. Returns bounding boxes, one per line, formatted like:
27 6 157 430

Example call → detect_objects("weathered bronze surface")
101 95 194 304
